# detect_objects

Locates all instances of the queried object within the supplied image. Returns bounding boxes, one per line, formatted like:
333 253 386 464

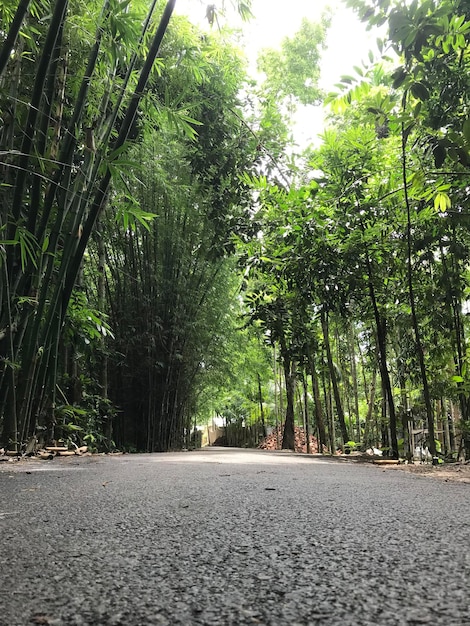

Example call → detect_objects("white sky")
174 0 384 146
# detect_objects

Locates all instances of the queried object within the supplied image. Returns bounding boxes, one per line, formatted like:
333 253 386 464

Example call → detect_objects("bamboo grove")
1 0 470 460
0 0 257 452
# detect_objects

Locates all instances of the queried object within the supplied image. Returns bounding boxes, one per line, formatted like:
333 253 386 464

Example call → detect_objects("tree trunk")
401 115 436 457
97 215 108 399
9 0 69 229
348 322 361 443
321 309 348 444
321 348 335 453
302 371 310 453
0 0 32 78
363 365 377 449
361 236 399 458
307 344 327 452
376 316 398 457
440 234 469 457
273 345 280 448
281 348 296 450
257 373 267 439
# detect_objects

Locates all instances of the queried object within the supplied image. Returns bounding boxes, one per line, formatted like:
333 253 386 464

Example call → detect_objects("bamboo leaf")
410 81 430 101
463 119 470 144
391 66 407 89
434 192 451 212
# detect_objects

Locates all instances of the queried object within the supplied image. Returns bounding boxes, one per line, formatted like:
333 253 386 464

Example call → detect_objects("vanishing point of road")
0 448 469 626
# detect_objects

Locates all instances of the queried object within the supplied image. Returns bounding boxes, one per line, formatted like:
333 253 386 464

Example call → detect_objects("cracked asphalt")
0 448 469 626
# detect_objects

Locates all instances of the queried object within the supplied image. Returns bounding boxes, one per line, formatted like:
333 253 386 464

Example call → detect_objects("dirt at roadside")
380 461 470 484
333 452 470 484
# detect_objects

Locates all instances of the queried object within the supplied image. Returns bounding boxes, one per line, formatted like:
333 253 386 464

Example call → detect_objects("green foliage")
65 291 114 347
0 225 39 271
257 16 330 107
232 0 470 458
0 0 178 448
99 22 258 451
59 394 116 451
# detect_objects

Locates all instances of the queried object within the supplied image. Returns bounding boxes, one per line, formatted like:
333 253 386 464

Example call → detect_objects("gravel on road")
0 448 469 626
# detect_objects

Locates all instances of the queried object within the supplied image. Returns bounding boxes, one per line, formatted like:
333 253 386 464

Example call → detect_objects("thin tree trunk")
348 322 361 443
440 234 470 457
302 371 310 453
363 365 377 449
9 0 69 227
448 400 456 454
361 233 399 458
257 373 267 439
273 345 280 448
401 107 437 457
321 309 348 444
97 216 108 399
307 344 327 452
281 354 296 450
321 347 335 453
0 264 17 449
381 377 389 451
0 0 32 78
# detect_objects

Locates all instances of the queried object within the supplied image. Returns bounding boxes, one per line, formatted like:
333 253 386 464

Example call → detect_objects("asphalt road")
0 448 469 626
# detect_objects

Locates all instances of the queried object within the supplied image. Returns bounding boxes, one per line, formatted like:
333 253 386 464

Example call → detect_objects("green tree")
347 0 470 457
0 0 254 451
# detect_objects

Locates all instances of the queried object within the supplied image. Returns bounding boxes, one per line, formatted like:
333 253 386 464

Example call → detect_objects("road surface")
0 448 469 625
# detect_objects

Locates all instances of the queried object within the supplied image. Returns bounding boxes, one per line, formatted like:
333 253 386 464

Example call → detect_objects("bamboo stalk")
0 0 32 78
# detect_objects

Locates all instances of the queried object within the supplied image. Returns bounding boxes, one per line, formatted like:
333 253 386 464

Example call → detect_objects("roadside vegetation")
1 0 470 462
